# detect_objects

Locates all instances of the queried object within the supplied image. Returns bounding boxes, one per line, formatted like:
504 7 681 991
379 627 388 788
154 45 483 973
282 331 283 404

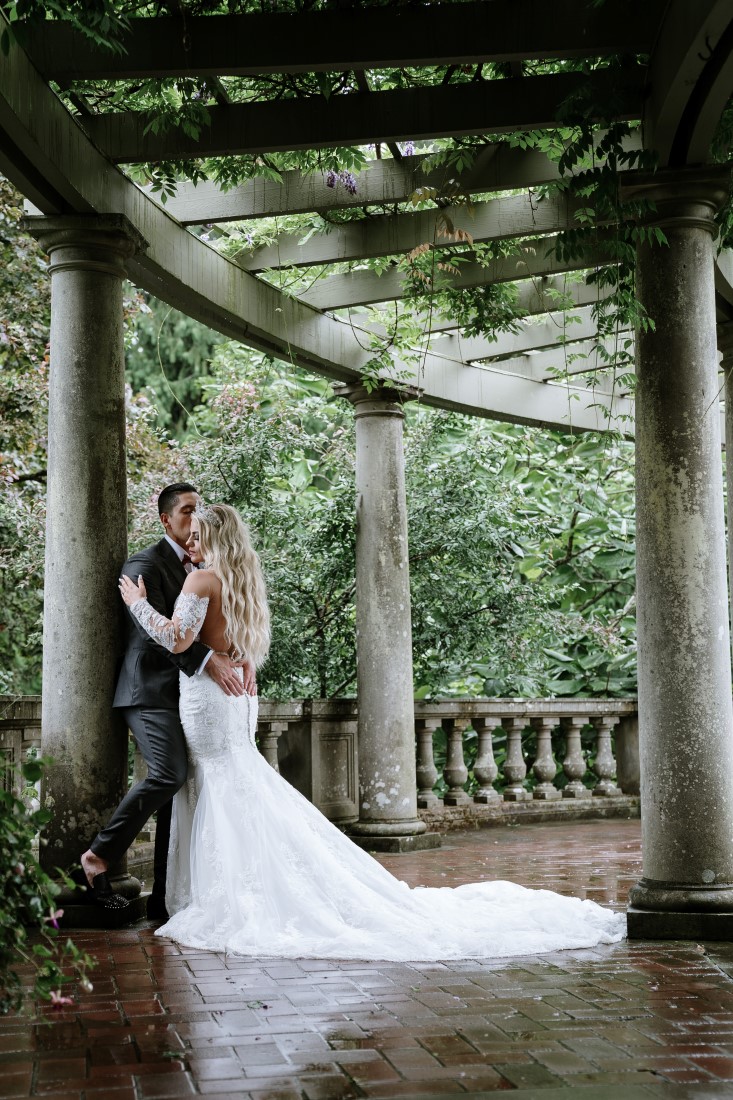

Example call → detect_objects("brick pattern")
5 821 733 1098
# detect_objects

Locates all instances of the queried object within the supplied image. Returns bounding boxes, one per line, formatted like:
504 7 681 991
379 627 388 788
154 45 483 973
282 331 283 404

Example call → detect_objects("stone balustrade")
1 695 638 833
412 698 639 830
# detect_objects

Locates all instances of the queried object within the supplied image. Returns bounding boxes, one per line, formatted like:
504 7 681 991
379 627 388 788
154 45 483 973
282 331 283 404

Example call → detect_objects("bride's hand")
118 574 147 606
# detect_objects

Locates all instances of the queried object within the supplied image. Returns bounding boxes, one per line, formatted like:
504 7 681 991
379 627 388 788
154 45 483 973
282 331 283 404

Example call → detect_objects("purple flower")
245 232 254 246
338 170 357 195
402 141 415 157
325 169 337 189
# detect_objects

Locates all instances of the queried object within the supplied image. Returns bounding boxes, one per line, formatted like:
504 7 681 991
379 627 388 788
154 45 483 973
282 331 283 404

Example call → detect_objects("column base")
349 832 442 853
349 818 427 838
630 878 733 912
627 906 733 941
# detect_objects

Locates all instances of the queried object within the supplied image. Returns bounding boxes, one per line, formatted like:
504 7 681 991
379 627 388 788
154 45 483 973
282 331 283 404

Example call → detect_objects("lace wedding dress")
156 673 626 960
128 589 625 959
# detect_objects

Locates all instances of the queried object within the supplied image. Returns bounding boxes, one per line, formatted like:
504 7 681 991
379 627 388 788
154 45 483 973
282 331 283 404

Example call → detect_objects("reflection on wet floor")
6 819 733 1099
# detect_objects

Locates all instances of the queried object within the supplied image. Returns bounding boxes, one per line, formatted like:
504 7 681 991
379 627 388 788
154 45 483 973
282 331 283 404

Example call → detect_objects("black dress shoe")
71 868 130 911
146 896 169 921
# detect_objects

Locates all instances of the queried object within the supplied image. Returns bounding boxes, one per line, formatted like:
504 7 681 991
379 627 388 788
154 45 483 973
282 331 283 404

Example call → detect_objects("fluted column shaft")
623 168 733 919
23 215 147 875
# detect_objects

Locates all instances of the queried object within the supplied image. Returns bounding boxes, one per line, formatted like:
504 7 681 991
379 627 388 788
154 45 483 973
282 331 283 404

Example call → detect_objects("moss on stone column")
23 215 147 903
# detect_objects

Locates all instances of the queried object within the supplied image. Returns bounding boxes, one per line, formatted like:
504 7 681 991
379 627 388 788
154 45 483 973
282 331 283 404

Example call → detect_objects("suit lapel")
156 537 187 587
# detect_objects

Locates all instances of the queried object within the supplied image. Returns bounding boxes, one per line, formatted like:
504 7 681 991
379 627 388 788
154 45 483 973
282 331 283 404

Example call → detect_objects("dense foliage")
0 3 645 700
0 757 95 1014
0 158 637 701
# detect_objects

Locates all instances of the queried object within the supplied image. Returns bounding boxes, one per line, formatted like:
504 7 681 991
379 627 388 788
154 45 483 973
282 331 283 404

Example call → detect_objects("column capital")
21 213 148 277
333 381 421 419
620 164 732 234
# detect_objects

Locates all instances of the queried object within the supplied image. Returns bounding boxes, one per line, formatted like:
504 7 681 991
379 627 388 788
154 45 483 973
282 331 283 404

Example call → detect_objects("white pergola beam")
163 144 565 225
84 69 645 163
297 240 611 310
0 20 632 438
436 310 628 362
643 0 733 166
471 334 635 381
401 347 634 434
239 192 588 272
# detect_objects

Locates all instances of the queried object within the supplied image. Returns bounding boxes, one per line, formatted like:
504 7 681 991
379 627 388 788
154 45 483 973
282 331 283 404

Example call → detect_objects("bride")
119 503 625 960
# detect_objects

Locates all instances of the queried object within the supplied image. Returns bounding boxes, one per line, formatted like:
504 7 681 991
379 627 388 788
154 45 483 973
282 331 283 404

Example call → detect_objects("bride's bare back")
186 570 232 655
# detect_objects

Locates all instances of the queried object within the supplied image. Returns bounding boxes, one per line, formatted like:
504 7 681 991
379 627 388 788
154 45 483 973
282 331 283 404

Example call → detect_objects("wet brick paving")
5 819 733 1099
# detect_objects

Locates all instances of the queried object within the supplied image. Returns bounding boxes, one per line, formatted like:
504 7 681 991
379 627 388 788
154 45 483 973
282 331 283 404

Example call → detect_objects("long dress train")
157 673 626 959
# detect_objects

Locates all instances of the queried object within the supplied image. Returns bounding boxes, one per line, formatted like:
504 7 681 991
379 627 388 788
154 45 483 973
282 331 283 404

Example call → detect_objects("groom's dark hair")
158 482 198 516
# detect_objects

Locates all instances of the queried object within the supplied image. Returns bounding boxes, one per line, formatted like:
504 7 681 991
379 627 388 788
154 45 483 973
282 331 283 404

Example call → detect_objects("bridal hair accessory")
195 503 221 525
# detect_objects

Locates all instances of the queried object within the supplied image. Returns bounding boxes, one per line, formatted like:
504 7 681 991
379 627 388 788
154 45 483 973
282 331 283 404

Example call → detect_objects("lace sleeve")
129 592 209 653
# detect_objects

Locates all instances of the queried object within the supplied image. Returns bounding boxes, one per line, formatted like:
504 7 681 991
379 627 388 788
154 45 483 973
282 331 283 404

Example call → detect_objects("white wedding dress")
156 672 626 960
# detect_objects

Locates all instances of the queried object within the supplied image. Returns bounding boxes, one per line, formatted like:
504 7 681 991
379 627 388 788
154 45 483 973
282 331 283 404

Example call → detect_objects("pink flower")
44 908 64 929
49 990 74 1010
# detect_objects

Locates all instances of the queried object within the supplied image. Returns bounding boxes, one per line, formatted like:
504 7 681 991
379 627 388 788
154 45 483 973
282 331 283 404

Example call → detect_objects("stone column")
621 167 733 937
720 323 733 653
335 384 438 851
23 215 147 899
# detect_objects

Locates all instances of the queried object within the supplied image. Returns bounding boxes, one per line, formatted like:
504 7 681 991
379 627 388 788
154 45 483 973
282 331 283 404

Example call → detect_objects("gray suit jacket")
113 538 210 710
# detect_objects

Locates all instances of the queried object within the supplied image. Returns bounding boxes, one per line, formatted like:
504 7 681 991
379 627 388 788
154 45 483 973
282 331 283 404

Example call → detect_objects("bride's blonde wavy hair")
194 504 270 667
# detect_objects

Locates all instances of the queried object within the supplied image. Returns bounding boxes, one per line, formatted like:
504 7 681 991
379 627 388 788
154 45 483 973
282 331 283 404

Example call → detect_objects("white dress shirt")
164 534 212 674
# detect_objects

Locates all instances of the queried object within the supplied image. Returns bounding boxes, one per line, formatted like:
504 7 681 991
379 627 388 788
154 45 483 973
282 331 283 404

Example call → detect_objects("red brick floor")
6 820 733 1099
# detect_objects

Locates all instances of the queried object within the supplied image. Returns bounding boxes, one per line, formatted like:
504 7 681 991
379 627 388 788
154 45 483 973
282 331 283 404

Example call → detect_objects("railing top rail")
0 695 638 727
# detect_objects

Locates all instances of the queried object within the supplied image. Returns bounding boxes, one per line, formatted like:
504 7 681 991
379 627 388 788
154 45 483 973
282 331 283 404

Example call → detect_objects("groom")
81 483 256 919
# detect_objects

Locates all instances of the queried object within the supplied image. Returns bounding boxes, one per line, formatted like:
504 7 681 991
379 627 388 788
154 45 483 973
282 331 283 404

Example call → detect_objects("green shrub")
0 758 95 1014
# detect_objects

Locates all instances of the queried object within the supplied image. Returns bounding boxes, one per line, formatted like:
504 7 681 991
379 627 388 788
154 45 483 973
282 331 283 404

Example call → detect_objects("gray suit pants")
91 707 187 900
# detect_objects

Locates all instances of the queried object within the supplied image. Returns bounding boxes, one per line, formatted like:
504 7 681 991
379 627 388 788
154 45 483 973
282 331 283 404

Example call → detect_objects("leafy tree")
0 175 49 693
125 297 225 436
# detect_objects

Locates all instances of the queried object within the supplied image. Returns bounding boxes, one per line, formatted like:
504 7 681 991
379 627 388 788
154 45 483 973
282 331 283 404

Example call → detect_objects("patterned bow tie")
182 554 193 567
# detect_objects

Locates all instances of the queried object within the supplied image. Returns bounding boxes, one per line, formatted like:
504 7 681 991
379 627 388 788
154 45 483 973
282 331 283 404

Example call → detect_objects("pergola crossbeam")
84 69 646 164
239 192 589 272
22 2 664 82
161 145 567 225
470 334 635 380
297 240 612 310
434 310 629 363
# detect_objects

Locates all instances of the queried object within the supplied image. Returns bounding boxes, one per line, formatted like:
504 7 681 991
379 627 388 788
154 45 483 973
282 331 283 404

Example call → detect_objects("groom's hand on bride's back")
205 653 256 697
235 657 257 696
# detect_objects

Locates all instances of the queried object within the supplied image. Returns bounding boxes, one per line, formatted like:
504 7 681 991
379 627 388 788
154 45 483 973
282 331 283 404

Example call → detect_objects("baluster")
592 716 621 796
415 717 441 808
530 716 561 800
442 716 470 805
258 720 286 772
472 716 500 804
502 717 530 801
561 716 591 799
